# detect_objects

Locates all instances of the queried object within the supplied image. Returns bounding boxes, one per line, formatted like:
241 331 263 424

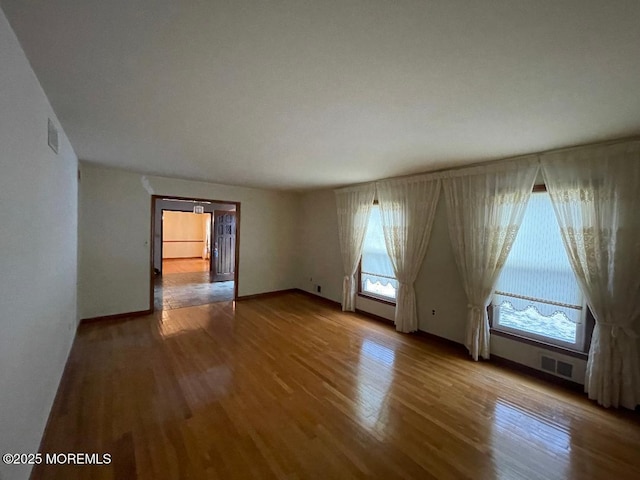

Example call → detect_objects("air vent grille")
541 355 556 373
540 354 574 379
556 360 573 378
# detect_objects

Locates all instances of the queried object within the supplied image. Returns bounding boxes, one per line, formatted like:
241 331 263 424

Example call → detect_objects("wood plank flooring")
162 258 210 274
32 292 640 480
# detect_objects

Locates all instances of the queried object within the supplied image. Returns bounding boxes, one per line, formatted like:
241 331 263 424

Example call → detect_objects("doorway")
162 210 212 275
150 196 240 311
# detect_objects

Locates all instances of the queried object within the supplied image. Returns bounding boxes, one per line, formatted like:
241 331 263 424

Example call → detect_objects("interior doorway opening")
150 196 240 311
162 210 212 275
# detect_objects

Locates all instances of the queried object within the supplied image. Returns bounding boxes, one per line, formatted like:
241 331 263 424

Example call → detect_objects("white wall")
295 188 588 384
78 164 151 318
296 189 344 303
162 211 206 259
78 164 300 319
414 196 468 343
0 9 78 480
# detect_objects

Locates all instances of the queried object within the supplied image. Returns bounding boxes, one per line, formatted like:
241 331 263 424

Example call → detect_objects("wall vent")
556 360 574 378
540 355 556 373
540 354 574 379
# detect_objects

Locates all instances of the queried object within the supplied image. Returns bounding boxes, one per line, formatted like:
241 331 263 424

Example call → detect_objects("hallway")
155 259 234 310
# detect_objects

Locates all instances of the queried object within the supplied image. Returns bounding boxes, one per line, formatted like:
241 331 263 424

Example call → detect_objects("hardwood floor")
33 292 640 480
162 258 210 274
154 273 234 310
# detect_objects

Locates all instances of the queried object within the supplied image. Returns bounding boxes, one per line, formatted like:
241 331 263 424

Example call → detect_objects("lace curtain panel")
377 176 441 333
335 184 376 311
443 160 539 361
541 142 640 409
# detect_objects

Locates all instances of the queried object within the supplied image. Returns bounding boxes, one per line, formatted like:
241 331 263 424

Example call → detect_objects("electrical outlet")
432 309 436 315
316 285 322 293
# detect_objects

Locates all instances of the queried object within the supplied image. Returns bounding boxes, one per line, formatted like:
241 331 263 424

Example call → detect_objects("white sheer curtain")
376 176 441 333
443 160 539 360
335 184 376 311
541 142 640 409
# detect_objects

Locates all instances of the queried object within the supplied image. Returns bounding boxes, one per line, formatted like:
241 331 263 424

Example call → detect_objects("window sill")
357 292 396 307
490 329 588 360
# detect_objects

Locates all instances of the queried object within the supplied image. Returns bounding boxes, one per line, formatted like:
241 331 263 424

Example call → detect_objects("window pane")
494 193 583 346
494 301 578 343
361 206 398 299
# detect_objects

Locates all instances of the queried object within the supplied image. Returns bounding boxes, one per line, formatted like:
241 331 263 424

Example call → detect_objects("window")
492 190 586 351
360 205 398 302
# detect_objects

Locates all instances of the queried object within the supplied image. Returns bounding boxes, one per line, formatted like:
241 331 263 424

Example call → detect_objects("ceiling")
3 0 640 191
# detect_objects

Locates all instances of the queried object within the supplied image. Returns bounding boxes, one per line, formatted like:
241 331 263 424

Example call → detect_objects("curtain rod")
336 134 640 190
406 134 640 179
487 134 640 164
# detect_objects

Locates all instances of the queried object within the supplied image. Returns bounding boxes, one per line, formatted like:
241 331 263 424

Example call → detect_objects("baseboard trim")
236 289 298 301
413 333 587 394
34 330 78 475
415 330 467 352
294 289 342 309
162 256 206 259
490 354 584 392
355 308 394 326
81 309 152 324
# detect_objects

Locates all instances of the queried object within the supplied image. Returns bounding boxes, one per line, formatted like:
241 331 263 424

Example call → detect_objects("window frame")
489 184 593 355
357 258 397 306
491 298 587 351
357 202 397 306
490 306 594 359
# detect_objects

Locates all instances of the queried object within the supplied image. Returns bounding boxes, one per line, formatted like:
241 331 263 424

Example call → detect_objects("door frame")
150 195 241 312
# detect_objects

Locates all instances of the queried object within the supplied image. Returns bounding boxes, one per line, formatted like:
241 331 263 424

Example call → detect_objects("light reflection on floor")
491 399 571 480
361 339 396 366
356 339 396 433
179 365 233 408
